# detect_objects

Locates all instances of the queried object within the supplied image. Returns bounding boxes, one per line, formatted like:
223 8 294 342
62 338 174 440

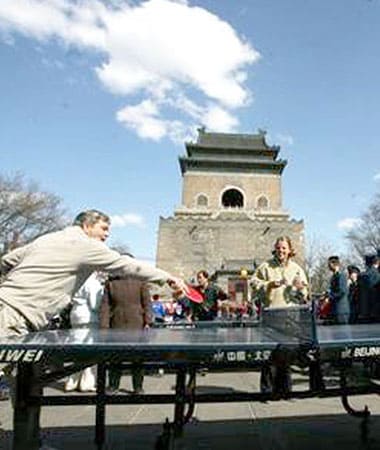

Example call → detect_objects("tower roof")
193 128 275 150
180 129 286 175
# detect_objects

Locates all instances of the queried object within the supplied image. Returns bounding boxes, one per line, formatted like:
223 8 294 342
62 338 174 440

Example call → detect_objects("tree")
0 173 67 255
305 235 354 296
346 192 380 260
305 236 334 296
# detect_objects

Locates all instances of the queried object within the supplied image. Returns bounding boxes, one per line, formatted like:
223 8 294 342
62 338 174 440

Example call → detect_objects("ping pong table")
1 305 380 450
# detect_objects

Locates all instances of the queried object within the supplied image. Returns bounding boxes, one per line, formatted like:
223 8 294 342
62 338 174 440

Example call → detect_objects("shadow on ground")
1 414 379 450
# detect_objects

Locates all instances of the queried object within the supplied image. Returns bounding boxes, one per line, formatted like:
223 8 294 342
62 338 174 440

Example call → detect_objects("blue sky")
0 0 379 264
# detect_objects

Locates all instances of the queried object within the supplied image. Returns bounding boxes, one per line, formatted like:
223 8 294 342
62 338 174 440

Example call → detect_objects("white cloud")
116 96 237 143
98 0 257 107
337 217 362 231
0 0 107 50
110 213 145 228
116 99 192 143
202 104 239 131
374 172 380 182
117 100 167 141
0 0 259 143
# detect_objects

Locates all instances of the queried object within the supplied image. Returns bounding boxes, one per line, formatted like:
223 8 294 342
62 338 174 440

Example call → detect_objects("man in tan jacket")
0 209 186 447
0 209 185 336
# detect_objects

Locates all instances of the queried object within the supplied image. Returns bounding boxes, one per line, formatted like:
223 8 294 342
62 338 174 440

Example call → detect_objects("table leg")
13 363 41 450
95 363 106 449
173 368 187 437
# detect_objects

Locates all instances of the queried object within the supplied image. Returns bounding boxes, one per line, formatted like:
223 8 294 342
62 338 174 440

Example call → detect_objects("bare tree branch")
346 192 380 259
0 173 68 255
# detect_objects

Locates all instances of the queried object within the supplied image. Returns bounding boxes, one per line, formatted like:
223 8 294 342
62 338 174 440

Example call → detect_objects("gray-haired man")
0 209 186 448
0 209 185 336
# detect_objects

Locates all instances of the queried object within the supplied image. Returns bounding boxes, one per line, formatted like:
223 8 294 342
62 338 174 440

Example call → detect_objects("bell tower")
178 127 287 215
156 129 304 293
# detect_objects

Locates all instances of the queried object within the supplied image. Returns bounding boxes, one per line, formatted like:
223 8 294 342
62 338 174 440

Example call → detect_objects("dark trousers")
260 346 293 396
109 362 144 392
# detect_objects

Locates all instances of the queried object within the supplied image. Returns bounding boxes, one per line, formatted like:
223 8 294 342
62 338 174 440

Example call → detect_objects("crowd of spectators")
318 253 380 325
150 241 380 327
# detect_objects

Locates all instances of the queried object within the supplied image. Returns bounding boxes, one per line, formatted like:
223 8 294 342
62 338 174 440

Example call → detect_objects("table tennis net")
260 305 316 343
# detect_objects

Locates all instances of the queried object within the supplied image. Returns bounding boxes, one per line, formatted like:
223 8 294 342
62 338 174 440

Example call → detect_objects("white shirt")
70 273 104 326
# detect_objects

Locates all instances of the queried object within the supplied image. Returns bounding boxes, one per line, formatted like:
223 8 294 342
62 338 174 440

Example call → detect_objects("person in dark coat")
347 265 360 324
191 270 227 321
327 256 349 324
99 274 153 393
358 255 380 323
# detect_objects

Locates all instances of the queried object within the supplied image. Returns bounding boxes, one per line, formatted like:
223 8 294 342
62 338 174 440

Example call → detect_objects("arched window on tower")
222 189 244 208
257 195 269 210
197 194 208 208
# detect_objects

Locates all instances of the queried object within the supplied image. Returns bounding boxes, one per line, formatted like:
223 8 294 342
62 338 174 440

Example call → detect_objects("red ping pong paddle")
185 285 204 303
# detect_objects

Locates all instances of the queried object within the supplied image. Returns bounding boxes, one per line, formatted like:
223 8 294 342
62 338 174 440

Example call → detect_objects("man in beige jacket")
0 209 185 336
0 209 186 449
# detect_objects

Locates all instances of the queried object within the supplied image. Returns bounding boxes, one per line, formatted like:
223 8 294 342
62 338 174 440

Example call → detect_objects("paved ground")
0 370 379 449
